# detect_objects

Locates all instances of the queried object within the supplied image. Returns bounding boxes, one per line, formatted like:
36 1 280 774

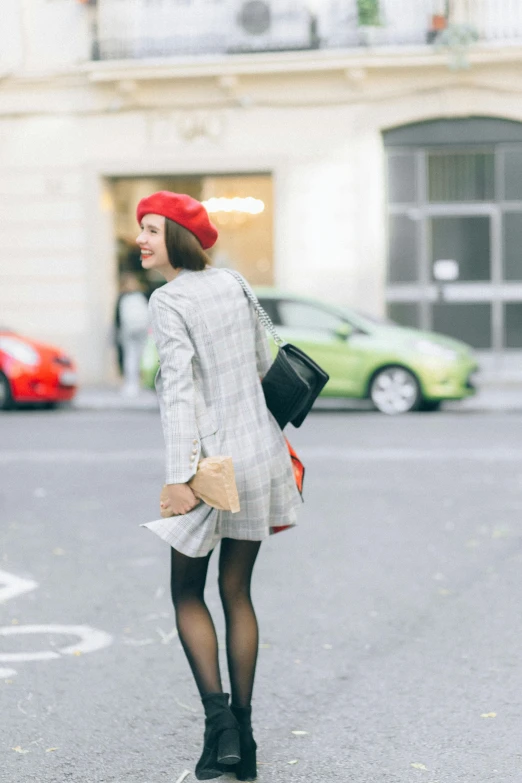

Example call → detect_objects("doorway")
384 119 522 354
109 173 274 297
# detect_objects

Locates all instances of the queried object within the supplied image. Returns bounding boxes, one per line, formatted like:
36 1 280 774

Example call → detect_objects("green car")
141 288 478 414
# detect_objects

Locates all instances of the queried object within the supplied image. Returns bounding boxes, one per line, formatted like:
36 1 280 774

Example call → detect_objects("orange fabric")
271 438 305 534
285 437 305 494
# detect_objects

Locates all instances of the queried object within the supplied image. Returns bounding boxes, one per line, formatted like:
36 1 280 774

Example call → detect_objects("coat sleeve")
149 290 200 485
254 315 273 379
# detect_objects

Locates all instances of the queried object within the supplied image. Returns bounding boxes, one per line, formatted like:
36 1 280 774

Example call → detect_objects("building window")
388 215 418 283
505 304 522 348
384 119 522 353
502 212 522 280
387 303 420 329
387 153 417 203
427 151 495 202
430 215 491 281
432 303 492 349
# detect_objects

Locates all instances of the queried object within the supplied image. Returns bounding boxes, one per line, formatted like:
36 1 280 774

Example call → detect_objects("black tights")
170 538 261 708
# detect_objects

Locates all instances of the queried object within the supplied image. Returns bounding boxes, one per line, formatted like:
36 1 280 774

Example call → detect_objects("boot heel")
217 728 241 765
235 736 257 781
231 705 257 781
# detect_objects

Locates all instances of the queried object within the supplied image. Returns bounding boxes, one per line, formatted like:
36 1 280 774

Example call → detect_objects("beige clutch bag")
160 456 240 517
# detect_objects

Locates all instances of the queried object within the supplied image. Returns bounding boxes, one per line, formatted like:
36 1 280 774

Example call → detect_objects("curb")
70 387 522 413
72 389 159 411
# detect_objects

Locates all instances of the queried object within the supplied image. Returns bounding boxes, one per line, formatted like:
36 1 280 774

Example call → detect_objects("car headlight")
412 340 459 361
0 336 41 366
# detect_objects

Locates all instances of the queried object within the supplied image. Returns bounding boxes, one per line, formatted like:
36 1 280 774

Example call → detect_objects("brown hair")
164 218 210 271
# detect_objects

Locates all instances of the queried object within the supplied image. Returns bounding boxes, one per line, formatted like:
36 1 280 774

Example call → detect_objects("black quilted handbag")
227 271 330 429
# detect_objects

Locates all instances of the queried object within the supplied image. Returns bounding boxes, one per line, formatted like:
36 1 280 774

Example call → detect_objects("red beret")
136 191 218 250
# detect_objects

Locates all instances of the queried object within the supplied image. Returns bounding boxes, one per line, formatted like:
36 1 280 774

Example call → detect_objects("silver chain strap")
225 269 285 347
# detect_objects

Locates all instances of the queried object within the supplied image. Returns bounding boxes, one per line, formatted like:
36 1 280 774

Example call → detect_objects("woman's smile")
136 213 177 280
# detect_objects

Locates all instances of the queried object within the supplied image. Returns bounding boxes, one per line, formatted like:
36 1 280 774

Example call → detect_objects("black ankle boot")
230 705 257 781
195 693 241 781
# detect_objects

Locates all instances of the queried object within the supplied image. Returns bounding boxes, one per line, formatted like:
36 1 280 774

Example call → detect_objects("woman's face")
136 213 175 280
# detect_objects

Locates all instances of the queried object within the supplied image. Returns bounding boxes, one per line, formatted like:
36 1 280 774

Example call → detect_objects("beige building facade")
2 0 522 383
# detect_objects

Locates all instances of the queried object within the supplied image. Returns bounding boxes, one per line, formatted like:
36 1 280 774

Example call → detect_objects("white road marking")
156 626 178 645
0 572 114 675
0 625 113 663
126 557 159 567
0 570 38 603
0 449 163 463
299 446 522 462
175 698 198 714
1 446 522 463
122 638 155 647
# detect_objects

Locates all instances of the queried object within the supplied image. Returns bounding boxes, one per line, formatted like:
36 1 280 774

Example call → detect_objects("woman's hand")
160 483 199 516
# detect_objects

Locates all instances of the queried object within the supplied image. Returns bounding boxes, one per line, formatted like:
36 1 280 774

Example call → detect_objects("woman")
136 191 301 781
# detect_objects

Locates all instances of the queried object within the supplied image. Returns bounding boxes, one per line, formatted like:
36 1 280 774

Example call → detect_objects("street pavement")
2 407 522 782
72 381 522 413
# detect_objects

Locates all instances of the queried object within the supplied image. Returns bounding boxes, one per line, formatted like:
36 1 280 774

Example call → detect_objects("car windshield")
277 300 349 332
258 294 399 332
351 310 398 327
314 303 396 330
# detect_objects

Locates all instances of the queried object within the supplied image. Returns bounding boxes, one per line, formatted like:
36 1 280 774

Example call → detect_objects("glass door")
387 204 498 349
427 207 497 350
386 141 522 357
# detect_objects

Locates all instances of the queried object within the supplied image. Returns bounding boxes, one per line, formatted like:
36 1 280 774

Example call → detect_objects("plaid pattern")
141 267 301 557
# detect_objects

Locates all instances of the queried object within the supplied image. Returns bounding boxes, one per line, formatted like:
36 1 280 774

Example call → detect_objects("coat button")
193 439 198 445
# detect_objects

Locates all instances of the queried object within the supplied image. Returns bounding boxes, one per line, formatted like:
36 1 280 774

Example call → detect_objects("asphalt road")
2 407 522 783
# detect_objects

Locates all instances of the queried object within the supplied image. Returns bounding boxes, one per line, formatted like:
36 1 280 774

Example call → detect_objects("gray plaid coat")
141 267 301 557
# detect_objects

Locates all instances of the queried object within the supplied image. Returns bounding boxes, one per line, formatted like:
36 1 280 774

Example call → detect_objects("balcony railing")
91 0 522 61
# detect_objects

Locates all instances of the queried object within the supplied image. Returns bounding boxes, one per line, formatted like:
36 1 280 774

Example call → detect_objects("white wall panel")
20 0 91 72
0 169 83 198
0 200 83 223
2 303 90 335
0 257 86 277
0 0 23 72
0 224 83 251
0 280 86 305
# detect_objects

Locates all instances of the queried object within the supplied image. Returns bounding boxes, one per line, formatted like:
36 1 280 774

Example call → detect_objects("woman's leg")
170 546 222 697
218 539 262 708
171 547 241 779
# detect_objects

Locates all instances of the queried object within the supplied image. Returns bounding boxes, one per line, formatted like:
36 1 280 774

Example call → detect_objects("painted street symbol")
0 570 114 678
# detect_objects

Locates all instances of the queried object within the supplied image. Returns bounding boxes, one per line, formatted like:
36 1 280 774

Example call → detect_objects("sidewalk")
73 386 159 411
72 381 522 413
444 383 522 413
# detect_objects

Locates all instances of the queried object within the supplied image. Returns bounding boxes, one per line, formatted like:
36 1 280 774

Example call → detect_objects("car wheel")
419 400 442 412
370 366 421 415
0 372 13 410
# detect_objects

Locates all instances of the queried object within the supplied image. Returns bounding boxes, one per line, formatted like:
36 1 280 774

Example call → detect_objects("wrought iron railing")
90 0 522 61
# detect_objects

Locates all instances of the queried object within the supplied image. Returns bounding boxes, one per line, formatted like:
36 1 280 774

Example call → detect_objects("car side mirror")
334 322 353 341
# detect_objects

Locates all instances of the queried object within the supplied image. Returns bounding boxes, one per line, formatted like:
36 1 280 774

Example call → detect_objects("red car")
0 329 78 410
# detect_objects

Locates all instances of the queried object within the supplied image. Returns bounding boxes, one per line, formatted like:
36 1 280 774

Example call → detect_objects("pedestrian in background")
115 272 149 397
136 191 301 780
